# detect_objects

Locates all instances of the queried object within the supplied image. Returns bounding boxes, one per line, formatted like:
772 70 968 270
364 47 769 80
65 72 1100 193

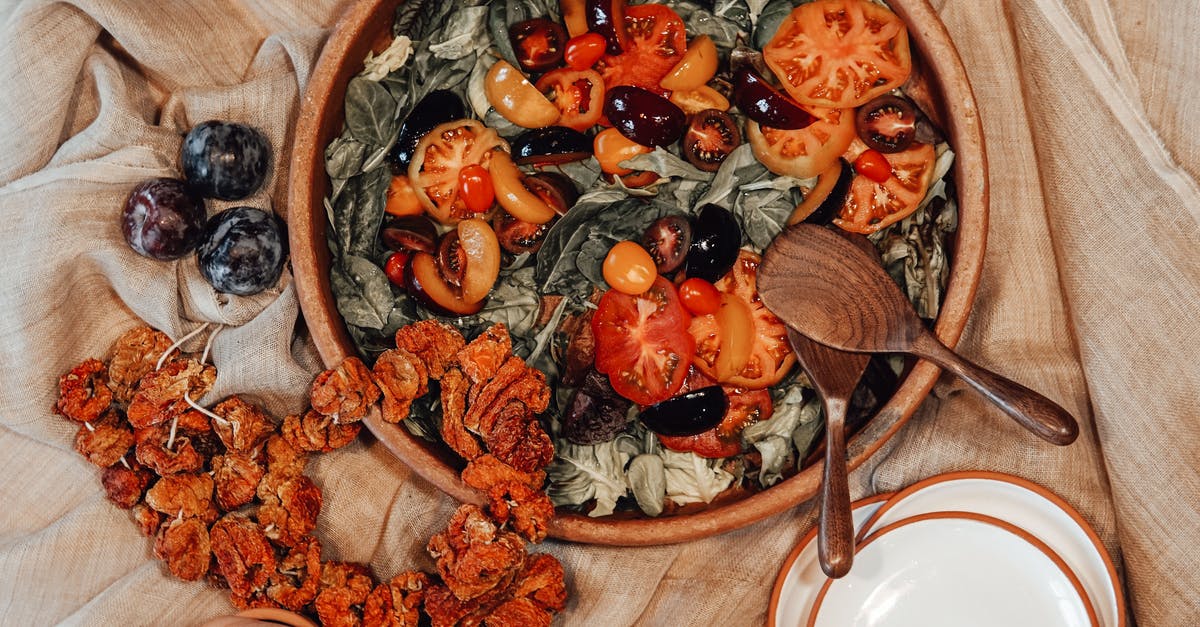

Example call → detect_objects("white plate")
770 494 892 627
857 471 1124 627
811 512 1098 627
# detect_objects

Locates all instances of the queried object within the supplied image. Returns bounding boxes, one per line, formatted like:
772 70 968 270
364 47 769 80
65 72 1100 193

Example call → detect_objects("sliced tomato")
535 68 605 131
595 4 687 92
658 369 774 458
745 106 856 179
408 120 508 225
763 0 912 109
687 250 796 389
592 276 694 405
834 142 936 234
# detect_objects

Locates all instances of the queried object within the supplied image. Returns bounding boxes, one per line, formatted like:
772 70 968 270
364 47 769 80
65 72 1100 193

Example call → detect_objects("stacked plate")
769 471 1125 627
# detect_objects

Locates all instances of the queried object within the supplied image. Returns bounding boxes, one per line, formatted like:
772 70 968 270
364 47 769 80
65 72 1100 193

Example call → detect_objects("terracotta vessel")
287 0 988 545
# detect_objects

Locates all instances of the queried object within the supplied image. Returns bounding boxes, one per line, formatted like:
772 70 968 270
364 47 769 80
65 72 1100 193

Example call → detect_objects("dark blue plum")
181 121 271 200
197 207 287 295
121 177 206 260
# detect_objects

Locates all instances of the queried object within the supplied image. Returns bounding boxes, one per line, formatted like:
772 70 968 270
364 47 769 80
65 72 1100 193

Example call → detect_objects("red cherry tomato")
678 277 721 315
564 32 607 71
458 164 495 213
853 149 892 183
384 251 410 287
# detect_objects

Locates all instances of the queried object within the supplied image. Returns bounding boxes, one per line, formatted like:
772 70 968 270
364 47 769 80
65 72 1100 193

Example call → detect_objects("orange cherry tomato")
853 149 892 183
564 33 607 70
594 127 651 176
384 175 424 217
660 34 718 91
678 277 721 315
559 0 588 37
384 251 410 287
603 240 658 295
458 164 495 213
534 68 605 131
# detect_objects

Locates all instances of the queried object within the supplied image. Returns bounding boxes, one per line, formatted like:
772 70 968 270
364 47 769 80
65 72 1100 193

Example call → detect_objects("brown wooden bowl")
288 0 987 545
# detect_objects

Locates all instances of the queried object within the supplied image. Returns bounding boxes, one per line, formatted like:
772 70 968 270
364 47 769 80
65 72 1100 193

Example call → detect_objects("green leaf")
345 78 399 147
331 256 394 330
325 136 367 180
428 5 490 60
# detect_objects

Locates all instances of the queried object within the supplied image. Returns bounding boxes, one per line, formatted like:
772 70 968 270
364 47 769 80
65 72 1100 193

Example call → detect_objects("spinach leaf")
344 77 399 147
428 5 490 60
331 255 394 330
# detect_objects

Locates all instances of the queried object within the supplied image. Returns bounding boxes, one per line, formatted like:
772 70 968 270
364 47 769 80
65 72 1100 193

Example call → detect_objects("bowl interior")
287 0 987 545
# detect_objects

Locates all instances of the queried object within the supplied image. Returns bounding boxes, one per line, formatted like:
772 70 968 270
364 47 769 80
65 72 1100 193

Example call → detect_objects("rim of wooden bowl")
287 0 988 546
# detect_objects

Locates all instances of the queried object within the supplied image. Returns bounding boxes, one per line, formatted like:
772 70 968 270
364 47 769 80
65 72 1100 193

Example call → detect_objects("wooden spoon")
788 328 867 578
759 224 1078 446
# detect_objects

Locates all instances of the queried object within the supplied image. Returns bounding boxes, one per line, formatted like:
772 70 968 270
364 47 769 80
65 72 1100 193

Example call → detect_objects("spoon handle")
911 332 1079 445
817 398 853 578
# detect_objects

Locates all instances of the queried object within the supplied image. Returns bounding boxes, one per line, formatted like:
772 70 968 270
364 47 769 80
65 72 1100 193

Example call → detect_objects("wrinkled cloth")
1 0 1197 625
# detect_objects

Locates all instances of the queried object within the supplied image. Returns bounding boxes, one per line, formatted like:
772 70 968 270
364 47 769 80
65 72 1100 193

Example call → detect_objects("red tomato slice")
592 276 695 405
745 106 856 179
534 68 605 131
408 120 508 225
658 369 774 458
595 4 687 92
687 250 796 389
763 0 912 109
834 142 936 234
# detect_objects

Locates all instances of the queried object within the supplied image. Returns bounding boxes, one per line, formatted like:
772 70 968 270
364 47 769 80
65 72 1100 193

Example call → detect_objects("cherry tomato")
660 34 718 91
745 106 856 179
856 95 917 153
509 18 567 73
853 149 892 183
678 277 721 315
687 250 796 388
668 85 730 116
484 60 561 129
763 0 911 108
458 164 495 213
564 32 607 70
603 240 657 295
384 175 424 217
682 109 741 172
835 142 936 234
593 127 651 177
535 69 605 131
592 277 694 405
408 119 508 224
384 251 410 287
595 4 687 91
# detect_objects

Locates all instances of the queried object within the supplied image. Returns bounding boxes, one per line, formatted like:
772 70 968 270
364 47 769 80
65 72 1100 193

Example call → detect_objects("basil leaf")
344 77 398 147
325 136 368 180
429 5 490 60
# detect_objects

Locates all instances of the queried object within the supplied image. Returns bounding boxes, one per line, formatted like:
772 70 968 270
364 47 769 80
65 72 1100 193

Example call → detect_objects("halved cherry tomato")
660 35 718 92
678 277 721 315
455 218 501 303
687 250 796 388
408 119 508 225
669 85 730 116
384 175 423 217
384 251 410 287
602 240 657 295
835 142 936 234
458 164 495 213
712 294 754 382
592 276 694 405
682 109 741 172
564 32 607 70
595 4 687 91
853 149 892 183
593 127 651 177
745 106 856 179
490 150 558 225
484 60 561 129
763 0 912 108
658 369 774 458
535 69 605 131
509 18 568 73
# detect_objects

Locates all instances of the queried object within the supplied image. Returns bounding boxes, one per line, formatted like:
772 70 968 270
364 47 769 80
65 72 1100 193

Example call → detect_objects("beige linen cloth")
1 0 1196 624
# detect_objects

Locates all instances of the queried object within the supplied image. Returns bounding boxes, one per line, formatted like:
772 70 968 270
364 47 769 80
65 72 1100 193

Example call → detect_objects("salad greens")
323 0 957 518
